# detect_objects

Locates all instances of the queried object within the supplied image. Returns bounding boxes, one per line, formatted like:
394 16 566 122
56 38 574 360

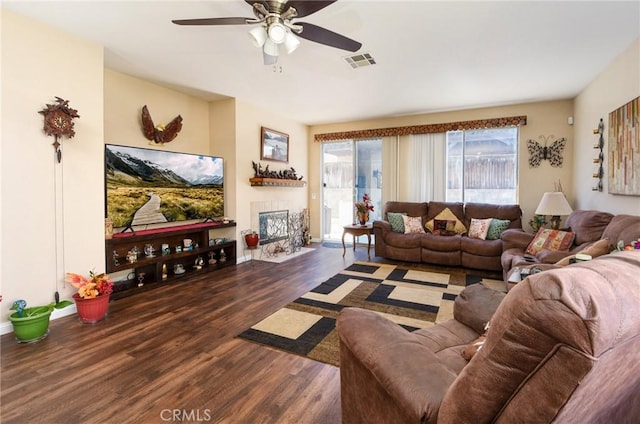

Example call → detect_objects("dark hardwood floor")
1 243 390 424
2 242 501 423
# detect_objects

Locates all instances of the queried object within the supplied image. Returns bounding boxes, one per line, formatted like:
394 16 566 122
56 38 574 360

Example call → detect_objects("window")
446 128 518 204
322 138 382 240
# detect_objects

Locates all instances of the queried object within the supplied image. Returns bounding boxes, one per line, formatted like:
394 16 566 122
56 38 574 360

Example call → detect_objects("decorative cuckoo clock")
38 97 80 162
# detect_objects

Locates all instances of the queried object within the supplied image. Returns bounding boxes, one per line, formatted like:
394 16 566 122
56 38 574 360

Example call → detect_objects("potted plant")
65 270 114 323
529 214 547 232
9 297 73 343
245 230 260 248
354 193 375 225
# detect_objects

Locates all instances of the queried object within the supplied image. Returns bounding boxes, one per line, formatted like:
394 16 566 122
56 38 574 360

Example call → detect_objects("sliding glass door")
322 139 382 241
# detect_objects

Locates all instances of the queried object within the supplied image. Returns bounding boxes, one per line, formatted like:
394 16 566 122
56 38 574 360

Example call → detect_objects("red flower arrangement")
65 271 114 299
355 193 375 214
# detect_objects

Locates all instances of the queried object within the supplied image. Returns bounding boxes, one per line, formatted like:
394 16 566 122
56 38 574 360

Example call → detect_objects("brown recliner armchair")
337 251 640 423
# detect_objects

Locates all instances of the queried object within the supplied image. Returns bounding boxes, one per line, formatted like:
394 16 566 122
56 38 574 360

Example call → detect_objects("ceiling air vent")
344 53 376 69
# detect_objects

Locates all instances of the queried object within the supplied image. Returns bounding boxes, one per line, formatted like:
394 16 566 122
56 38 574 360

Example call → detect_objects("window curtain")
409 133 446 202
381 135 398 204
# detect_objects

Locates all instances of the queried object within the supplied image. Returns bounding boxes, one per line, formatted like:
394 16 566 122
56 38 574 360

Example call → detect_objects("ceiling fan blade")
172 17 251 26
296 22 361 52
285 1 337 18
245 0 267 7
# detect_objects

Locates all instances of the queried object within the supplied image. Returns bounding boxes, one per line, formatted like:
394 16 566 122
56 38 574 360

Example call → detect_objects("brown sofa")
337 250 640 423
373 201 523 271
501 209 640 279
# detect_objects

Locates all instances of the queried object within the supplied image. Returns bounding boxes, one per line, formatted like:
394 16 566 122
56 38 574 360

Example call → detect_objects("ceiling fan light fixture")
283 32 300 54
263 51 278 65
267 22 287 44
263 38 280 57
249 26 267 48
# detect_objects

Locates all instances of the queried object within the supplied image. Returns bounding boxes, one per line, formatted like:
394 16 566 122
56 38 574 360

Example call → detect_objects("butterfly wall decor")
527 135 566 168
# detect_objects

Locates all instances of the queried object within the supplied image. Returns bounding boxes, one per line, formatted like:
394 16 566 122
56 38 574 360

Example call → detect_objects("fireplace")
258 210 289 246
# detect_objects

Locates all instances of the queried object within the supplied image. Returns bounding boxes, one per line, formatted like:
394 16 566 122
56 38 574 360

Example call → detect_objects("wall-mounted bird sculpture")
141 105 183 144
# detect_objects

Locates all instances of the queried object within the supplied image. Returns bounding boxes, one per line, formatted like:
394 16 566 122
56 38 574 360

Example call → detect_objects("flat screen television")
105 144 224 228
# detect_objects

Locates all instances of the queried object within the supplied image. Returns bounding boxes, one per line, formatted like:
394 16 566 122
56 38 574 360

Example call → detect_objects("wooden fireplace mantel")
250 177 306 188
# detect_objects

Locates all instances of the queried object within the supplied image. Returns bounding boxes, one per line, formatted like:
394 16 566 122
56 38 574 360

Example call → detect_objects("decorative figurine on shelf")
162 264 168 280
162 244 170 256
144 244 155 258
126 250 137 264
137 272 145 287
252 161 304 181
208 252 217 265
183 239 193 251
219 250 227 263
112 250 120 266
174 264 185 275
194 256 204 270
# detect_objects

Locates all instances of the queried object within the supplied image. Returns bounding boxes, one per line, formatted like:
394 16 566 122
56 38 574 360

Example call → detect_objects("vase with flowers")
354 193 375 225
65 270 114 323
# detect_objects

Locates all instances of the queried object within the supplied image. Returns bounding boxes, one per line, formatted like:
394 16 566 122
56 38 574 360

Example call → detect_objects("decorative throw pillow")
486 218 511 240
387 212 407 233
425 208 467 235
525 228 576 256
555 238 611 266
432 219 458 236
468 218 492 240
402 215 425 234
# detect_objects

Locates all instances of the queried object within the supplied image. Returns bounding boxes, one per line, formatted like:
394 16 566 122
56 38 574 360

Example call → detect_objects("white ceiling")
4 1 639 125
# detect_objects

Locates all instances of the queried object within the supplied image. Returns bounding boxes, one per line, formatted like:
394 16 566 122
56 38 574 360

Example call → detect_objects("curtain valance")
314 115 527 142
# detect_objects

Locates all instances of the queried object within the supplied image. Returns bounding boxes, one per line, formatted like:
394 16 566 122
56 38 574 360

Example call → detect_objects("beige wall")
234 100 309 238
573 37 640 215
105 69 211 154
210 98 238 224
1 9 104 326
308 100 574 238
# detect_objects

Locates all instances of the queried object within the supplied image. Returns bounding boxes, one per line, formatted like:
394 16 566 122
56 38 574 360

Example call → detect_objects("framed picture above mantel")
260 127 289 163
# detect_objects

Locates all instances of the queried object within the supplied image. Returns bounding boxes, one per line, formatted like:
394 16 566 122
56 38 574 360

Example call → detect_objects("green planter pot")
9 305 54 343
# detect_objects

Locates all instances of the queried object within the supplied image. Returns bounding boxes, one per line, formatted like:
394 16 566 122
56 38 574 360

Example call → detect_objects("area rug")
257 247 314 263
237 262 503 366
322 241 351 248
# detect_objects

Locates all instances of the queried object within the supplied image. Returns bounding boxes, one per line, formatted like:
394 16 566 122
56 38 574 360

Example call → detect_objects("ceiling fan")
172 0 362 65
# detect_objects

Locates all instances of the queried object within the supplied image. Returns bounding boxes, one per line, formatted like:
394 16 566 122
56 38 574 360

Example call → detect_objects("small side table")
342 224 373 259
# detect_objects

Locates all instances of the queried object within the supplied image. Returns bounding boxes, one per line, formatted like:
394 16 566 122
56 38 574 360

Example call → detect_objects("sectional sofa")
373 201 523 272
501 209 640 279
337 250 640 423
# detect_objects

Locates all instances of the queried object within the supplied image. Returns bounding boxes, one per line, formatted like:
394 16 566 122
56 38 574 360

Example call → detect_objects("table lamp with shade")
534 192 573 230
